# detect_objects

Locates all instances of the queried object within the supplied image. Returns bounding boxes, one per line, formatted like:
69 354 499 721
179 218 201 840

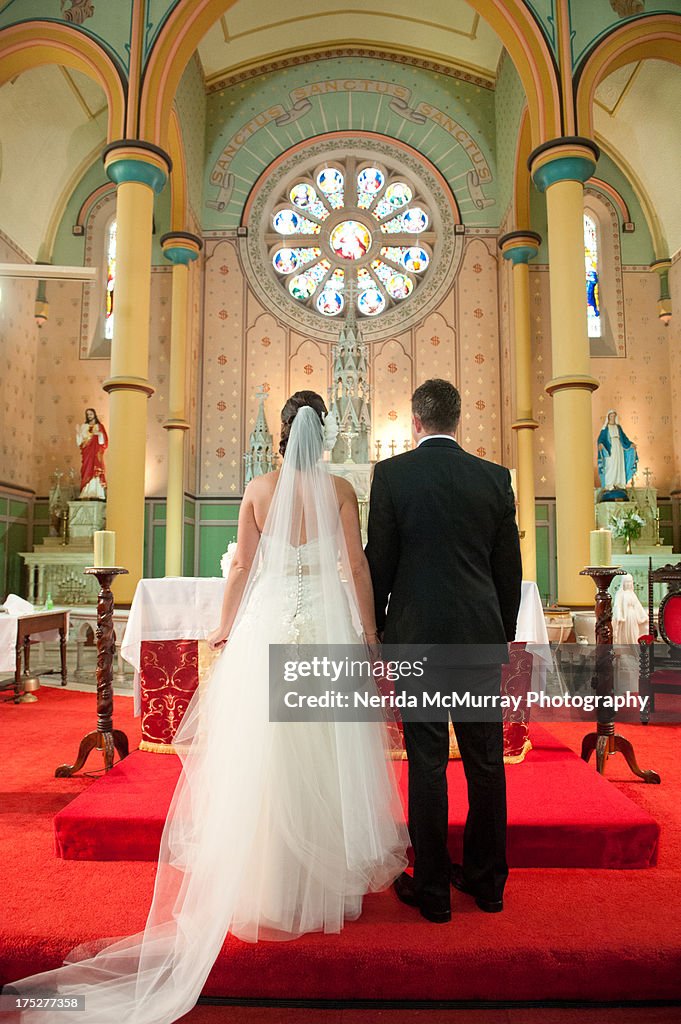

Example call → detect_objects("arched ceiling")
196 0 503 87
0 64 107 260
594 59 681 257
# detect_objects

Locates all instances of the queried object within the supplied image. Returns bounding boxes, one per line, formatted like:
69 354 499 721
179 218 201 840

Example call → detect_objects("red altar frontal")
121 580 550 764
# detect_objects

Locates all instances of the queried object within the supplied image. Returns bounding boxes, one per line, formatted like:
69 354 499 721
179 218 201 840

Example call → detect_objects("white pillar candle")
589 528 612 567
94 530 116 568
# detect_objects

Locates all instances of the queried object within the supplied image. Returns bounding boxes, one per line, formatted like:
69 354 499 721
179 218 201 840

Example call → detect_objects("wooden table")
5 609 68 701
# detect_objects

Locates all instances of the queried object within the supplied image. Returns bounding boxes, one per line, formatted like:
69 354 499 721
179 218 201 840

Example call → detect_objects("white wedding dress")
6 407 408 1023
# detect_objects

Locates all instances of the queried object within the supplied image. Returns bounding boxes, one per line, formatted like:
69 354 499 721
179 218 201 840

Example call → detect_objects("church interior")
2 2 681 1021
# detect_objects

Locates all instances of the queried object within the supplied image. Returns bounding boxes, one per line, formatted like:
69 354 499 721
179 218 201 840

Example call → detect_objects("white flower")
220 541 237 578
322 409 339 452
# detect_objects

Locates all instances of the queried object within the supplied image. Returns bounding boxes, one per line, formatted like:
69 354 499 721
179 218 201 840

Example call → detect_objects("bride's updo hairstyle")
279 391 327 457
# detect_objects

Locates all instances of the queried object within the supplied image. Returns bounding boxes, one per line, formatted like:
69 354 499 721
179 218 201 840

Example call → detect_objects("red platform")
53 723 658 868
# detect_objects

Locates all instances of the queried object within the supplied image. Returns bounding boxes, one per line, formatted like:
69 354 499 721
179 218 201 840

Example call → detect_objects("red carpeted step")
53 723 658 868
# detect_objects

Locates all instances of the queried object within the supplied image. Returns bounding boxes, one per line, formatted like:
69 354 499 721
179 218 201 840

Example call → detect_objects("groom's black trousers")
401 665 508 907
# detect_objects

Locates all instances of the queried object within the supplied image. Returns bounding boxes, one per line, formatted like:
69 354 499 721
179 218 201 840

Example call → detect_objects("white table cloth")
0 595 66 673
514 580 553 688
121 577 226 715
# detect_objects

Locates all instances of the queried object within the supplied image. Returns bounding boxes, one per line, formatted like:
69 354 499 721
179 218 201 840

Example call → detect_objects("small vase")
625 536 632 555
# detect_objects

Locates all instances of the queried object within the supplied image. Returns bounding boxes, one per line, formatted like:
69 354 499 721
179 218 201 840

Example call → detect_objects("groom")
365 378 522 924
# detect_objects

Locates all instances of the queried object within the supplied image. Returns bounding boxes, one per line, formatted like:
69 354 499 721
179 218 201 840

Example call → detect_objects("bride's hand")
207 626 229 651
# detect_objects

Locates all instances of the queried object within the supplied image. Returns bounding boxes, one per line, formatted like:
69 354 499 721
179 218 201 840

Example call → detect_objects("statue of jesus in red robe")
76 408 108 500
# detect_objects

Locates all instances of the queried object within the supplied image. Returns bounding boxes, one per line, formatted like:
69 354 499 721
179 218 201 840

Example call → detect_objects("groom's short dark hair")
412 379 461 433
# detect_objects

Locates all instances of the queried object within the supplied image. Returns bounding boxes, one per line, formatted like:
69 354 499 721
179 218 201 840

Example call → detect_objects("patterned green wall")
204 56 498 229
494 50 527 221
175 55 207 221
570 1 681 69
0 0 137 72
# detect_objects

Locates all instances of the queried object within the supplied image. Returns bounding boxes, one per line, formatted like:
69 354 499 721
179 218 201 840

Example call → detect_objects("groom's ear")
412 413 422 435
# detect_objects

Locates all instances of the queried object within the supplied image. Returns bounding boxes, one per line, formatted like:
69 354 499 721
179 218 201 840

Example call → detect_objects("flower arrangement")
610 508 646 554
220 541 237 578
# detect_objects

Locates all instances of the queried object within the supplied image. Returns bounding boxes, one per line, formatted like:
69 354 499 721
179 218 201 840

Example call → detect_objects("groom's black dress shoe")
393 872 451 924
450 863 504 913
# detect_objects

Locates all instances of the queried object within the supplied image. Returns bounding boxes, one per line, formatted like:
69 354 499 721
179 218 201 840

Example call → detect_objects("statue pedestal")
68 500 106 540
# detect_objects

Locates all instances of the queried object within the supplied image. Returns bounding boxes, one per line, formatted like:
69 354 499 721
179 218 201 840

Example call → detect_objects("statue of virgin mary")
597 410 638 491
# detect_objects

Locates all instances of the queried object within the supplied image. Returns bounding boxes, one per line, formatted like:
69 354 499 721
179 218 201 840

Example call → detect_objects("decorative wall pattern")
415 308 456 388
145 269 173 498
530 269 556 497
246 308 286 456
175 55 207 223
200 237 244 494
0 234 37 489
456 237 503 463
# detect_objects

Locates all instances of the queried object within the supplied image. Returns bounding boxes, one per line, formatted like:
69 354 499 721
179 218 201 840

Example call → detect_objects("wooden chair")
639 560 681 723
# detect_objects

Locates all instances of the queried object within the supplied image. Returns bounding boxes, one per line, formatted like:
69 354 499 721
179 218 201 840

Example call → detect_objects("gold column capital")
512 418 539 431
103 375 155 398
545 374 600 397
103 140 172 194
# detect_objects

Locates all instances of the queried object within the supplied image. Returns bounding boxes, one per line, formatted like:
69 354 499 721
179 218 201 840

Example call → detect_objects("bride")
5 390 409 1023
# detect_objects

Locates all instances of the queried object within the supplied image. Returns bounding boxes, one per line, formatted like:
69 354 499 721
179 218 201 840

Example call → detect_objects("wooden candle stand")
579 566 660 784
55 567 130 777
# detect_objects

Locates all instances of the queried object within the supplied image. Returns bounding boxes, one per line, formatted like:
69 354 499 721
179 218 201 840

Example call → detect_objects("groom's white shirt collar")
417 434 457 447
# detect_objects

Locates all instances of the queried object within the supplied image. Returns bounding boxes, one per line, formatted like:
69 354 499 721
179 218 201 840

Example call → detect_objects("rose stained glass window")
267 160 433 321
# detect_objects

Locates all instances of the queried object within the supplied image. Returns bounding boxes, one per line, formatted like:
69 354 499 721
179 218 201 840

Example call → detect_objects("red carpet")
52 723 658 868
1 685 681 1005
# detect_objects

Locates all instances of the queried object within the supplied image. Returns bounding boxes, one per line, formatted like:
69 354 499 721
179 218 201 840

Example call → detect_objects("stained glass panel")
289 183 329 221
357 167 384 209
358 287 385 316
330 221 372 261
372 182 412 220
317 167 344 209
105 219 116 341
584 213 601 339
273 209 321 235
316 286 344 316
288 259 330 300
380 207 429 234
379 245 429 272
272 247 322 274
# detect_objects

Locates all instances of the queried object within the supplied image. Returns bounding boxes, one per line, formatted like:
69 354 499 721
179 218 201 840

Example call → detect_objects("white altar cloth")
121 576 550 715
121 577 226 715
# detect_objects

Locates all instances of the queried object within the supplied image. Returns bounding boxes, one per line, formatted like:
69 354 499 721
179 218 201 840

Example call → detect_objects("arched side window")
78 187 116 359
584 212 601 339
583 189 626 358
104 217 116 341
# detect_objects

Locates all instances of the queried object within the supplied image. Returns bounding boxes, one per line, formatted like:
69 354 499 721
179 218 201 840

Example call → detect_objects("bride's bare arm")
208 480 263 649
337 480 379 643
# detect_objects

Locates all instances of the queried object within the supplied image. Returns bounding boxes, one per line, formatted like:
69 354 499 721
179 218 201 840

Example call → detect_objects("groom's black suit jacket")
365 437 522 648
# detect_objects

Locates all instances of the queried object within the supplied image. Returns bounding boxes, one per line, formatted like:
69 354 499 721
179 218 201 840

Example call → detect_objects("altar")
594 485 674 603
121 576 549 761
